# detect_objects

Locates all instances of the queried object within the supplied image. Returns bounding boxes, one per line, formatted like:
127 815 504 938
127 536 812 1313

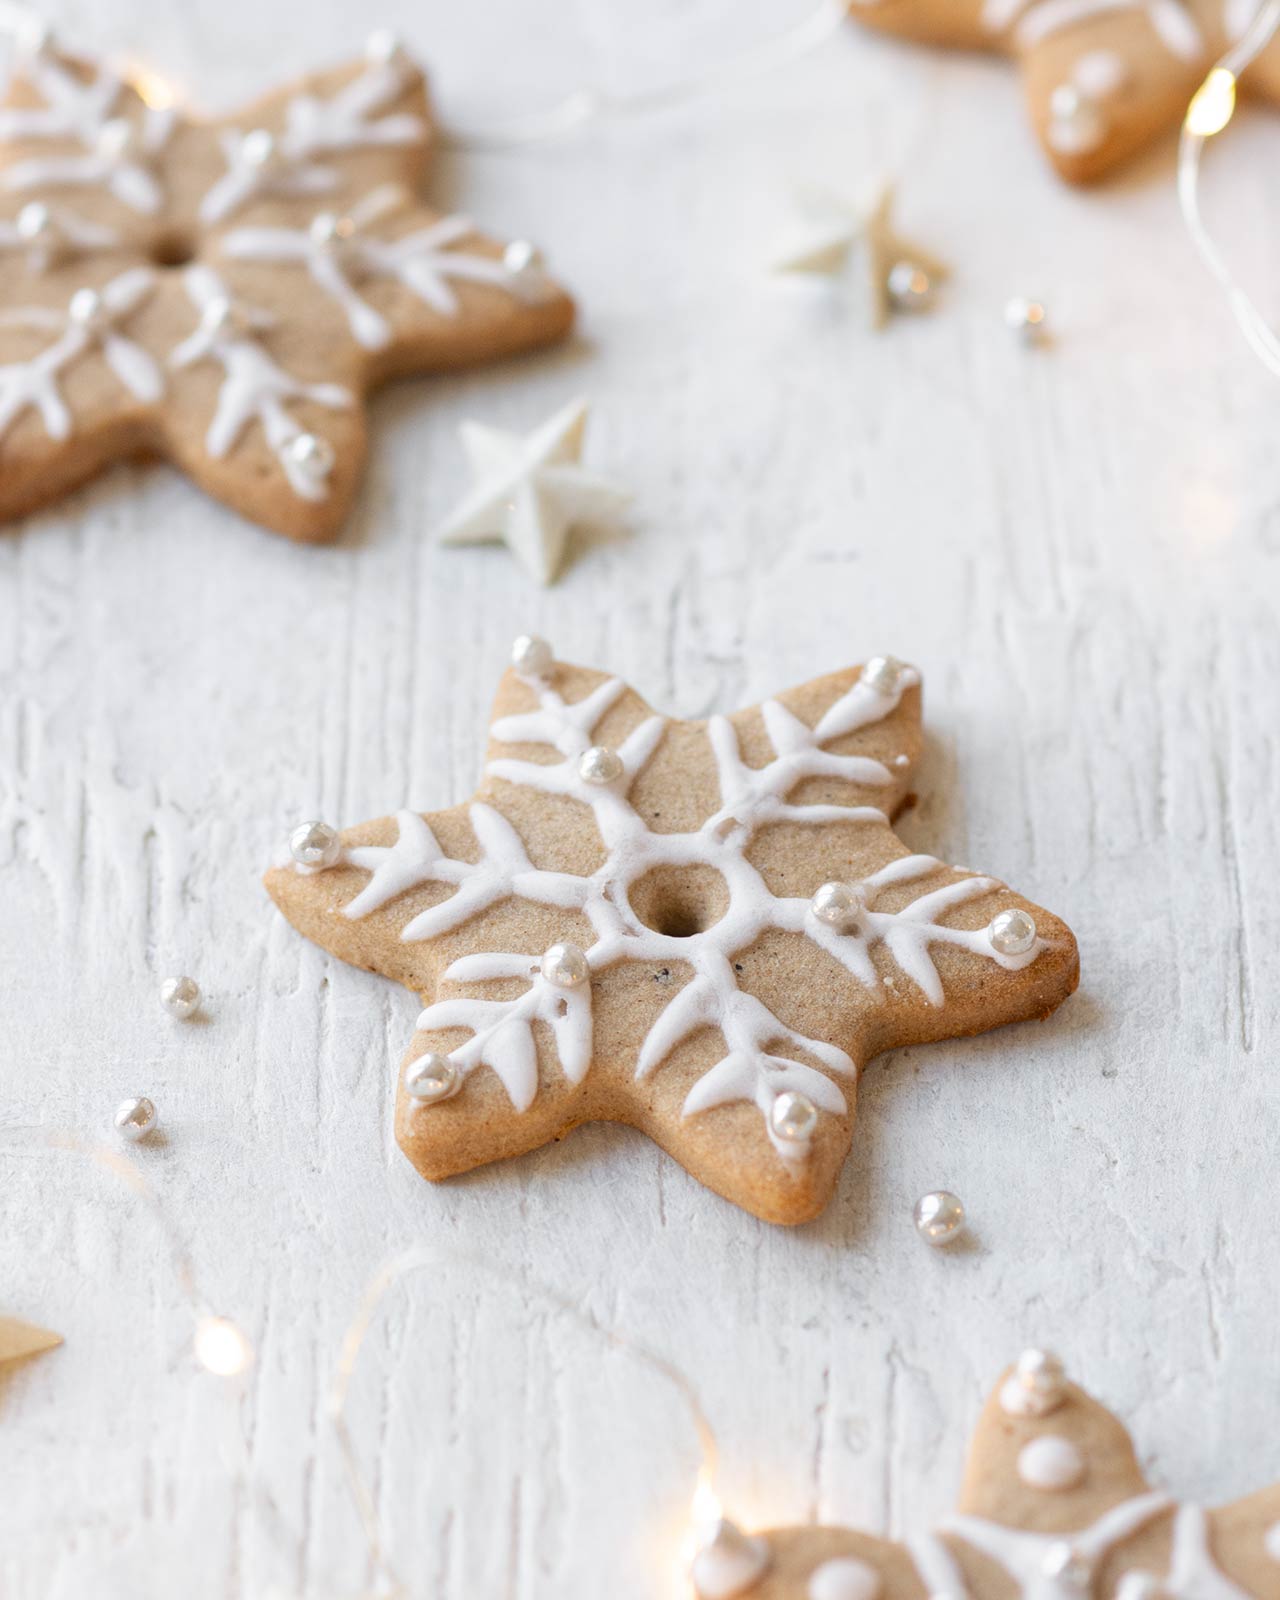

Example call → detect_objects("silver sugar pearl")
770 1090 818 1144
579 745 623 786
285 432 335 479
989 908 1037 956
241 128 276 169
1048 84 1106 152
887 260 936 312
289 819 342 870
861 654 904 695
68 287 105 330
404 1051 458 1102
502 239 543 277
541 941 589 989
16 201 52 240
811 881 865 930
95 117 133 161
1116 1576 1170 1600
114 1095 157 1142
1005 297 1048 342
511 633 553 677
1018 1347 1066 1400
1041 1543 1090 1590
914 1189 966 1245
160 975 201 1019
309 211 341 248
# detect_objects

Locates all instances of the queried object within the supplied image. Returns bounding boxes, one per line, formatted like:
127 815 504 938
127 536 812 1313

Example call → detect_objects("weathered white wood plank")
2 2 1279 1596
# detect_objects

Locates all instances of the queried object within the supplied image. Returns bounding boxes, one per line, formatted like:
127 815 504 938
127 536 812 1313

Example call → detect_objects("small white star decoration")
436 397 630 585
771 181 949 327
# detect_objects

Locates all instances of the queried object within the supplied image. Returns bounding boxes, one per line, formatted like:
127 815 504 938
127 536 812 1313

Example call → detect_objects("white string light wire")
1178 0 1280 378
439 0 850 150
328 1246 721 1595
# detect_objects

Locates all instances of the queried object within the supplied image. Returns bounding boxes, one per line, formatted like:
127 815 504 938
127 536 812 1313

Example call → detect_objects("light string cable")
440 0 850 150
328 1245 721 1595
1178 0 1280 377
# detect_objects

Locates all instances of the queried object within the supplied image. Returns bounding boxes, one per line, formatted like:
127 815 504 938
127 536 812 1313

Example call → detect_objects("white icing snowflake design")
282 652 1060 1166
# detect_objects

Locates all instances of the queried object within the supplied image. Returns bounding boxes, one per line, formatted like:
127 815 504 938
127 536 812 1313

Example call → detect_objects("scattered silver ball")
810 881 865 930
68 287 105 331
770 1090 818 1145
160 975 200 1020
886 260 936 312
861 654 904 696
511 633 553 678
404 1052 458 1102
16 201 52 241
285 432 335 480
1041 1542 1090 1590
988 907 1037 957
289 819 342 870
241 128 276 169
578 745 623 786
1005 297 1048 343
114 1095 157 1142
541 941 589 989
914 1189 966 1245
502 239 543 277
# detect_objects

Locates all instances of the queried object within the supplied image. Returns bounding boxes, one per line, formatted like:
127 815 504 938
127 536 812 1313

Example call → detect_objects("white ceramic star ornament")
436 397 630 585
772 181 949 328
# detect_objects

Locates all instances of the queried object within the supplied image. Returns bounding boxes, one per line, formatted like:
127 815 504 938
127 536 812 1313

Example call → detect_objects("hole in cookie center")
628 864 730 940
151 229 196 268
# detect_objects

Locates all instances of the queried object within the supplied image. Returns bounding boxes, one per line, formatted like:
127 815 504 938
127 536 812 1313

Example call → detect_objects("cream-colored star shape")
688 1352 1280 1599
771 183 949 327
435 397 630 584
0 23 574 539
0 1315 61 1368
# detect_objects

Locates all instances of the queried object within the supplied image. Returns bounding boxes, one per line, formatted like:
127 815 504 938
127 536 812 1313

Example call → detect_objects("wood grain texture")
1 2 1278 1596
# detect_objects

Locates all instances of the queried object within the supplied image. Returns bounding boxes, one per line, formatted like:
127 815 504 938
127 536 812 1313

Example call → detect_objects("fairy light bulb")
194 1316 253 1377
1186 68 1237 138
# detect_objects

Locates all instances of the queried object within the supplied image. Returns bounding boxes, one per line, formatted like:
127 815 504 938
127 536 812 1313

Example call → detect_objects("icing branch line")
170 266 351 500
221 187 551 351
0 268 161 443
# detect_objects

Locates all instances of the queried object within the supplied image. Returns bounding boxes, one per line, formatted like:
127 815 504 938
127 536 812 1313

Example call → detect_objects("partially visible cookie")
846 2 1280 184
693 1351 1280 1598
265 640 1078 1225
0 25 573 538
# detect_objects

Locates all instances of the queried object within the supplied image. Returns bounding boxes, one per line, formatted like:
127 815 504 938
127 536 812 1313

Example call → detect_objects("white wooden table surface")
2 2 1278 1595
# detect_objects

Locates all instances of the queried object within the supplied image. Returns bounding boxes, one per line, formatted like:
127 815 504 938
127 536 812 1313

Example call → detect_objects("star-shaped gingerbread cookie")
847 0 1280 183
265 641 1078 1225
0 23 573 539
688 1350 1280 1599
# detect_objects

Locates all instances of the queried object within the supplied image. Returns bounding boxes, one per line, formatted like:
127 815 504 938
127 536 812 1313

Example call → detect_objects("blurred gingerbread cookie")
690 1351 1280 1598
0 21 573 538
847 1 1280 183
